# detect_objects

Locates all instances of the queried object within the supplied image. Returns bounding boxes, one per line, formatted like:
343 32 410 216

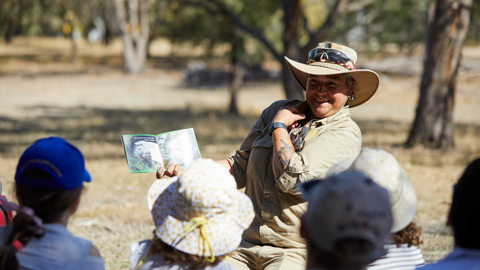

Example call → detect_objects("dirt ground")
1 37 480 269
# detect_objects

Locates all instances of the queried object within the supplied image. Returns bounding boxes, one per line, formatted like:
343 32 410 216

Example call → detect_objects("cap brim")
284 56 379 107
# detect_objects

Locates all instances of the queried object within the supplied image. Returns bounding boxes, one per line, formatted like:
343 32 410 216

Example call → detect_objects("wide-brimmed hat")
147 158 254 259
285 41 379 107
327 148 417 232
15 136 91 190
301 171 393 265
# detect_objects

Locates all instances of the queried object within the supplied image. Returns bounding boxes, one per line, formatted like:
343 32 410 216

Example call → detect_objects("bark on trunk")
114 0 150 74
406 0 472 149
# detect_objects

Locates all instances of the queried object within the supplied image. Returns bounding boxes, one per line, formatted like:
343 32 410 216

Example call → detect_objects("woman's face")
305 74 353 118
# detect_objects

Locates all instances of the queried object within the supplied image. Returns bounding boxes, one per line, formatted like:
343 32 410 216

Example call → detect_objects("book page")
121 135 165 173
156 128 201 169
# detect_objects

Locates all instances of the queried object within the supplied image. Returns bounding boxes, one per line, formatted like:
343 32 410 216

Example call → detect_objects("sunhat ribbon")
176 216 215 262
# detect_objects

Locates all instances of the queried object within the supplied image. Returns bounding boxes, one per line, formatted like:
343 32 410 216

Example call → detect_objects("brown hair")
0 169 83 270
392 221 423 247
147 235 227 269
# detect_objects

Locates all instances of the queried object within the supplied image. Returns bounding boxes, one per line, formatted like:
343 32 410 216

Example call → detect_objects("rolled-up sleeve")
275 118 361 194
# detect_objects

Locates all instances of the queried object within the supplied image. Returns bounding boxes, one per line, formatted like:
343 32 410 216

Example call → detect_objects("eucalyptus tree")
406 0 472 149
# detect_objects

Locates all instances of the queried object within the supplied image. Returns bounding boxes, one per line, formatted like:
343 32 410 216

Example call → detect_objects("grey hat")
301 171 393 265
327 148 418 233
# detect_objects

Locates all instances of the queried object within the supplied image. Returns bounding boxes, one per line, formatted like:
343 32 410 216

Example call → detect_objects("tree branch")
303 0 348 51
302 0 375 52
174 0 283 62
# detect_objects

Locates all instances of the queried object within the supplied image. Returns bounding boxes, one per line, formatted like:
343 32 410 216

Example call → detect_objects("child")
327 147 425 269
0 136 104 270
300 171 393 270
130 158 254 270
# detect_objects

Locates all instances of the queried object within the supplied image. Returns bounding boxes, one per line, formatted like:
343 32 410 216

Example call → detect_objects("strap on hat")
177 216 215 263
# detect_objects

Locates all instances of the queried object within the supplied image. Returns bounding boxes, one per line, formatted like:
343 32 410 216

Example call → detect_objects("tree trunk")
228 33 245 114
3 0 21 43
282 0 306 100
228 60 245 114
406 0 472 149
113 0 150 74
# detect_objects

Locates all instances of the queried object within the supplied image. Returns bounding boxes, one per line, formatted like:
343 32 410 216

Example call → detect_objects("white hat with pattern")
147 158 254 259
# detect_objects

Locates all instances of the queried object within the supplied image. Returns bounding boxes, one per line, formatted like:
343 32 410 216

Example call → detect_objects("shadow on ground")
2 105 479 164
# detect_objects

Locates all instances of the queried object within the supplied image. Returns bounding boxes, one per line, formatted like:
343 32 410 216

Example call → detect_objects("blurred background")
0 0 479 269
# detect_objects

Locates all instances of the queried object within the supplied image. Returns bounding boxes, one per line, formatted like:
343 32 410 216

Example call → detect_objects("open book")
121 128 201 173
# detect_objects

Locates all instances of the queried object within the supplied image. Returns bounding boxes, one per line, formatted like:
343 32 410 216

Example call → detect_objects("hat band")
175 216 215 262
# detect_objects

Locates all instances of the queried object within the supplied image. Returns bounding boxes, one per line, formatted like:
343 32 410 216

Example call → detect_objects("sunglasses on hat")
307 48 355 70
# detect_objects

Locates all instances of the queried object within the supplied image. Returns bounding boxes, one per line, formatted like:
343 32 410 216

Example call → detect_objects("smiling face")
305 74 354 119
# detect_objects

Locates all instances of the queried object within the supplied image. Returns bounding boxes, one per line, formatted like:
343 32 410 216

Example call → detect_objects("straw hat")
285 41 379 107
327 148 418 233
147 158 254 258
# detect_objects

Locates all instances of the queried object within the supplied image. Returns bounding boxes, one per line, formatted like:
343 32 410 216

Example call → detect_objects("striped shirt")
368 244 425 270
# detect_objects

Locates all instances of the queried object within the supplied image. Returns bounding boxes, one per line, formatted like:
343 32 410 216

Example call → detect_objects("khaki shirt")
227 99 361 249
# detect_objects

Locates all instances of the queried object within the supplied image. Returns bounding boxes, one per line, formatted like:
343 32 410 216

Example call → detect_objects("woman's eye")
327 82 337 87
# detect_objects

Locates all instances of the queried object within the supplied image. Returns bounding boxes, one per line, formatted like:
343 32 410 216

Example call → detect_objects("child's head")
14 136 91 222
146 158 254 267
449 158 480 249
301 171 393 270
327 147 418 233
0 136 91 270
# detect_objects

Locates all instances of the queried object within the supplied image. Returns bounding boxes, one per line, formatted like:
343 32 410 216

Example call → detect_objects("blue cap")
15 137 91 190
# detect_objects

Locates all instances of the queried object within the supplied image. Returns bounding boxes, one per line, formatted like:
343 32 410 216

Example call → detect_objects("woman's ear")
348 80 357 96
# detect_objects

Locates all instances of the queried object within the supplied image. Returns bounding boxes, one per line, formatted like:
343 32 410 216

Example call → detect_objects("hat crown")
326 148 418 232
175 159 236 219
316 41 358 64
147 158 254 257
304 171 393 261
15 137 91 190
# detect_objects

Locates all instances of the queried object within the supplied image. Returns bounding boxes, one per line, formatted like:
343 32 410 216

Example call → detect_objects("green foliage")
466 0 480 43
150 0 280 64
0 0 115 41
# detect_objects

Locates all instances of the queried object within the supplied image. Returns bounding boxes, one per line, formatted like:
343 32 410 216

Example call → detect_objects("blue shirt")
17 223 104 270
417 247 480 270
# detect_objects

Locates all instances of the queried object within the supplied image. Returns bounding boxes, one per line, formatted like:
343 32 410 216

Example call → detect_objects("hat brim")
284 56 379 108
147 178 253 256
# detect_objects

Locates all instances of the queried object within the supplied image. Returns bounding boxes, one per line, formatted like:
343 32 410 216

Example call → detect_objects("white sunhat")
285 41 380 107
327 147 418 233
147 158 254 259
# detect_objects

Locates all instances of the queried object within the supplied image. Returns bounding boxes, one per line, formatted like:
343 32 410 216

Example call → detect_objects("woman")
159 41 380 270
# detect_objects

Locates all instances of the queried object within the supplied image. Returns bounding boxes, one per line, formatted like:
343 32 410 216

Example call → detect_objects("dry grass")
1 37 480 269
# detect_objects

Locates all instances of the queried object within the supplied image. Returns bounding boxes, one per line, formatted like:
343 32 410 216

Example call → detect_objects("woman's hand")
271 106 305 178
272 106 306 128
156 163 181 179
